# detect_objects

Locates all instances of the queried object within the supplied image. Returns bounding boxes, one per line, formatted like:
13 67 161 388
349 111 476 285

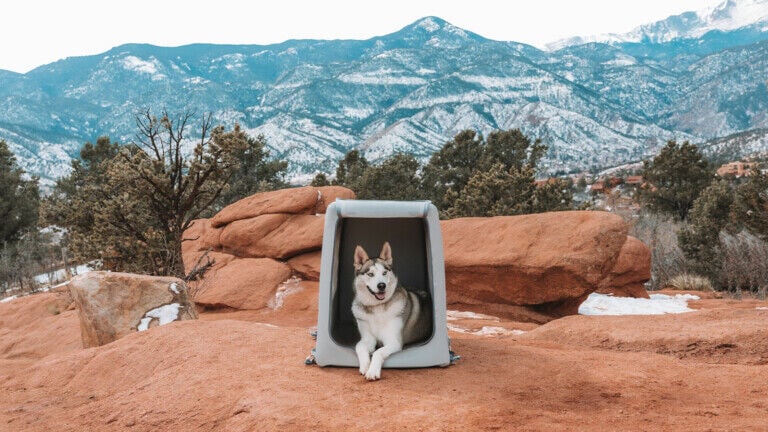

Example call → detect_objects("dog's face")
353 242 398 306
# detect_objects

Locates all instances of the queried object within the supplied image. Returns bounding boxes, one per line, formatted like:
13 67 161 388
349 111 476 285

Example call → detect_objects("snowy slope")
549 0 768 48
0 10 766 183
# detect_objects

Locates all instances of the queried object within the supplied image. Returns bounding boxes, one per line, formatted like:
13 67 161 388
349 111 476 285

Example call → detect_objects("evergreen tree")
533 178 574 213
451 163 520 217
44 110 279 277
310 172 331 187
730 167 768 240
355 153 423 201
214 131 288 209
677 179 734 283
0 140 40 244
640 140 713 221
481 129 546 172
42 136 119 240
0 140 42 292
333 150 369 190
421 130 484 213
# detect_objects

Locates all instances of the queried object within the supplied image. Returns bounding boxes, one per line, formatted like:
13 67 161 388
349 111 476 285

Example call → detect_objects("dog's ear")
354 245 369 271
379 242 392 266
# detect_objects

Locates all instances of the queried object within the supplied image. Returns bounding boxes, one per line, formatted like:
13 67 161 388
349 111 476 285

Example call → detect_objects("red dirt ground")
1 286 767 431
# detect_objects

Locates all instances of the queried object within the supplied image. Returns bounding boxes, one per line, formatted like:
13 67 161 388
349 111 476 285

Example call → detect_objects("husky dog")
352 242 431 380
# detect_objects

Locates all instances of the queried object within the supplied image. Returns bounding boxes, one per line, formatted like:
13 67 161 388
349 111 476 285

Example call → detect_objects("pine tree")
213 131 287 209
731 167 768 240
310 172 331 187
533 178 574 213
0 140 39 244
640 140 713 221
677 179 734 283
420 130 484 213
333 150 369 190
355 153 423 201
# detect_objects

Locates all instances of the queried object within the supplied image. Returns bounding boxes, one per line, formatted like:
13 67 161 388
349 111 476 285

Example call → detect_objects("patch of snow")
338 72 426 86
446 310 500 321
579 293 700 316
122 56 156 74
169 282 179 294
0 295 18 303
447 323 525 336
417 17 441 32
756 306 768 310
137 303 181 331
268 277 303 310
34 262 97 286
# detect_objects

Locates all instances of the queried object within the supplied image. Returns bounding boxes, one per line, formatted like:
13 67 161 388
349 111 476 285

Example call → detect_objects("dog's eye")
382 271 387 275
367 272 374 277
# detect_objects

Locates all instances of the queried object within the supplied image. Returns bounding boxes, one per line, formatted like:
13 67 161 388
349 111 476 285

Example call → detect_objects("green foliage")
640 140 713 221
677 179 734 283
354 154 424 200
44 110 285 277
450 162 532 217
333 150 369 190
730 167 768 240
425 128 566 218
310 172 331 187
326 128 573 218
214 132 287 209
533 178 574 213
420 130 484 212
0 140 40 244
41 136 119 255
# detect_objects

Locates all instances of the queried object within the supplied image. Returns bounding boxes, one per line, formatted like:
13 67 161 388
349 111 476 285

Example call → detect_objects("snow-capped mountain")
1 6 767 185
549 0 768 49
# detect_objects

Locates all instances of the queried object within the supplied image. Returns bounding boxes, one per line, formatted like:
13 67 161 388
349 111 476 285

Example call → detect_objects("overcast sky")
2 0 718 73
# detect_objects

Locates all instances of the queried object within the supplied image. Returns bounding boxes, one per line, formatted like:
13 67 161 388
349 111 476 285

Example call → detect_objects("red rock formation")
194 258 292 310
441 211 629 320
597 235 652 298
211 186 319 227
68 272 198 347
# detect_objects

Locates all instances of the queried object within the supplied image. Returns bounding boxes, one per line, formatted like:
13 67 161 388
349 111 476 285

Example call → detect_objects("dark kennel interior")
330 217 434 347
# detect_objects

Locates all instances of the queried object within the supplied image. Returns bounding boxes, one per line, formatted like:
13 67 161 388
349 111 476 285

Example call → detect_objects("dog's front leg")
355 330 376 375
365 335 402 381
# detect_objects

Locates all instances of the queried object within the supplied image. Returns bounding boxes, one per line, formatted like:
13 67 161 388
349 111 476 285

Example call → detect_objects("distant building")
717 161 756 177
625 175 643 185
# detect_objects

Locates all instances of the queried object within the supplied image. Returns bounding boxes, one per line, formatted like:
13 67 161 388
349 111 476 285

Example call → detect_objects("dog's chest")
353 297 406 338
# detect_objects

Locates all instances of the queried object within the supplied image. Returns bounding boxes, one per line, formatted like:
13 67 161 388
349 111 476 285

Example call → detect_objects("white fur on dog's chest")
352 297 406 342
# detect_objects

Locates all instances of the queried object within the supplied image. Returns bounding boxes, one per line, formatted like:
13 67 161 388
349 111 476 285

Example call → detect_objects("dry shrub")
667 273 714 292
719 231 768 299
629 211 691 290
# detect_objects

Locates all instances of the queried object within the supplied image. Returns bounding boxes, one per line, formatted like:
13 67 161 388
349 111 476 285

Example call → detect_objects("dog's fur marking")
351 242 431 381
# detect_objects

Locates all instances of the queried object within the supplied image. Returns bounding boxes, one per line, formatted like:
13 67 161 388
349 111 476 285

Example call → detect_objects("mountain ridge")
1 10 767 185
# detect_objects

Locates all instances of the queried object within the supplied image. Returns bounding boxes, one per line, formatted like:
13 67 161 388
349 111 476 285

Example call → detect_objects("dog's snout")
376 282 386 291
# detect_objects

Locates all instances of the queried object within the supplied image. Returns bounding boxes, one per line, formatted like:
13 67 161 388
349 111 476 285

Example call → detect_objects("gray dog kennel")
313 199 451 368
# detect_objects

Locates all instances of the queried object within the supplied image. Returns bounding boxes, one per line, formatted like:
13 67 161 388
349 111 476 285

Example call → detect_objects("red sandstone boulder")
315 186 356 213
287 250 322 281
68 272 198 348
194 258 292 310
441 211 629 320
182 250 236 284
211 186 319 227
182 218 222 255
597 236 651 298
220 214 325 260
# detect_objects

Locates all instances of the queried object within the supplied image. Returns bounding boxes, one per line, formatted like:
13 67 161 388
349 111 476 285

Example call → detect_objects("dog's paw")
358 358 370 375
364 364 381 381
